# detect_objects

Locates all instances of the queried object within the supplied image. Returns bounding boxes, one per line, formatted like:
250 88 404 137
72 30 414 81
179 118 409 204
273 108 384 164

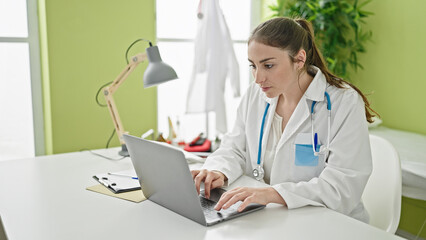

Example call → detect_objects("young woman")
191 17 376 223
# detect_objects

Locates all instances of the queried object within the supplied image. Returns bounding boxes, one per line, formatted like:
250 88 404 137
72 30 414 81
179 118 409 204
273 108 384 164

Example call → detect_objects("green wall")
351 2 426 235
400 197 426 238
39 0 157 154
353 0 426 135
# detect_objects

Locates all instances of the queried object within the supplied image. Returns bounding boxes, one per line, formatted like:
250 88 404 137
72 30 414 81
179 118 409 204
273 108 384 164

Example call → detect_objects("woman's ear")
296 49 307 69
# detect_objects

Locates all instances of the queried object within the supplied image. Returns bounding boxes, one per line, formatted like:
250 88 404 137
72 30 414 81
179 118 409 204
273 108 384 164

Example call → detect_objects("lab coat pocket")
294 133 320 166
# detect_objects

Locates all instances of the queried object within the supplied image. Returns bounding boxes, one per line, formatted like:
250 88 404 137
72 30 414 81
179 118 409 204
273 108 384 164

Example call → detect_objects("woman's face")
248 41 299 98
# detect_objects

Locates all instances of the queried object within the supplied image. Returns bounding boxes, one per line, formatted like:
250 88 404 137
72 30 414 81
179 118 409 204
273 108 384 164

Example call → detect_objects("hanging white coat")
186 0 240 134
202 68 373 223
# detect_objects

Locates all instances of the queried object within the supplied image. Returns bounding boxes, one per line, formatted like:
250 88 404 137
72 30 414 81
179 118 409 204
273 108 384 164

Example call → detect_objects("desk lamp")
103 39 178 157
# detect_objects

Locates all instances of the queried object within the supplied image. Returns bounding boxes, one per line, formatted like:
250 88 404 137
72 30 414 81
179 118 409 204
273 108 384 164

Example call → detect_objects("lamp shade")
143 46 178 88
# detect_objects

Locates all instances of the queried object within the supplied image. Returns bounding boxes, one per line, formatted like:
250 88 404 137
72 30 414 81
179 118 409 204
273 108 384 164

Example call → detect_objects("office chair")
362 134 402 234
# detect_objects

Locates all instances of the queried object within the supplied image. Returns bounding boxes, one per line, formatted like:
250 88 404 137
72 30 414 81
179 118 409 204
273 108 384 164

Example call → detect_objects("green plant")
269 0 373 80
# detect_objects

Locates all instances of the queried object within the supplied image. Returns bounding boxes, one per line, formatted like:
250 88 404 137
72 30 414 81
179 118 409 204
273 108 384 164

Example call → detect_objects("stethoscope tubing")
257 103 270 165
256 92 331 178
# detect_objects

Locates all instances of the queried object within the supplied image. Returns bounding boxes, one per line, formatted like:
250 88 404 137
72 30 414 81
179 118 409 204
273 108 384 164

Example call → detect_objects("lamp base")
119 144 130 157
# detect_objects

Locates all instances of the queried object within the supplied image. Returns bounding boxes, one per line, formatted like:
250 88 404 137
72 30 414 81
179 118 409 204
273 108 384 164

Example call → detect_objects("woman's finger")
222 192 247 210
215 188 244 210
237 196 255 212
210 177 225 191
194 170 207 195
205 172 226 199
190 170 200 180
204 172 215 198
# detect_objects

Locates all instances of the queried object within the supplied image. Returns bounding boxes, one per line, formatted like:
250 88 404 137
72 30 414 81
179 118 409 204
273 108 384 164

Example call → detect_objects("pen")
107 172 138 180
314 133 318 151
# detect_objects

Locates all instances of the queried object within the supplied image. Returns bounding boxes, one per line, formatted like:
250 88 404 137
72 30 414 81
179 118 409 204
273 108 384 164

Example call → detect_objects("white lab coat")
202 67 373 223
186 0 240 134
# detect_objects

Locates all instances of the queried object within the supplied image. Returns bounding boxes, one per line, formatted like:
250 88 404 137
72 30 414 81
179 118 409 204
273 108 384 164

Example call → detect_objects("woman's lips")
261 86 271 92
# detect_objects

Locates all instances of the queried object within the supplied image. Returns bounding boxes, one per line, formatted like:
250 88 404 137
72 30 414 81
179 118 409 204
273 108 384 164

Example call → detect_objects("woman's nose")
254 70 265 84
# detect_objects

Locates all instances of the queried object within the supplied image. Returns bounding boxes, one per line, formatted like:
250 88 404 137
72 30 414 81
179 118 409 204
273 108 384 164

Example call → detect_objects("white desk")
0 149 403 240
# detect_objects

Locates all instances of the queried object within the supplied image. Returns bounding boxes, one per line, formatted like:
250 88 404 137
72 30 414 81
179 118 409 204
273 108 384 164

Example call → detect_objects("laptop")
123 134 265 226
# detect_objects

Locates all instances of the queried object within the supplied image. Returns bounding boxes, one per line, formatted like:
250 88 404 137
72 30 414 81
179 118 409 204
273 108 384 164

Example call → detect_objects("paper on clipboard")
86 184 146 203
93 169 141 194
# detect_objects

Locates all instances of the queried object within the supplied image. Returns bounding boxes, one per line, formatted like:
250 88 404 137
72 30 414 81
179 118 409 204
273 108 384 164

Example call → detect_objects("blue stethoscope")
252 92 331 181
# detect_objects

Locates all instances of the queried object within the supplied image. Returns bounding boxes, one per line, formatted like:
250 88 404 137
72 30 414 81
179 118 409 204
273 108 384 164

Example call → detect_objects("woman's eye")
265 64 273 69
249 64 256 70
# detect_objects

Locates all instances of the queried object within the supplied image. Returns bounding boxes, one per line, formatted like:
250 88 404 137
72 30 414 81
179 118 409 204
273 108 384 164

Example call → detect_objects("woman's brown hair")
249 17 378 123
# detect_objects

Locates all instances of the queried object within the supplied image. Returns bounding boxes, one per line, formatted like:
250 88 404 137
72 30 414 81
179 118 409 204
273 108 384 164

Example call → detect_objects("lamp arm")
103 53 148 144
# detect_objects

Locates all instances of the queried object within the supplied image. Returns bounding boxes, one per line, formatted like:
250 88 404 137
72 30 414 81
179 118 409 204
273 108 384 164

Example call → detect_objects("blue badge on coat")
295 144 320 166
294 133 320 166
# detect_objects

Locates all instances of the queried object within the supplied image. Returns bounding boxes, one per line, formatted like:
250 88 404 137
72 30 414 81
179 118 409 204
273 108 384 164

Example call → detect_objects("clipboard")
86 184 146 203
93 170 141 194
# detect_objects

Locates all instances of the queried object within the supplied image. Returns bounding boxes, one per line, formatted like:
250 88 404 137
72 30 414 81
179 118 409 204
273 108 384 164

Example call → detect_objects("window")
156 0 258 142
0 0 43 160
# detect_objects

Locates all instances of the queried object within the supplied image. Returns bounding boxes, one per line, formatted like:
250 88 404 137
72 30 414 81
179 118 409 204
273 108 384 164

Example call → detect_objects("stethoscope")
252 92 331 181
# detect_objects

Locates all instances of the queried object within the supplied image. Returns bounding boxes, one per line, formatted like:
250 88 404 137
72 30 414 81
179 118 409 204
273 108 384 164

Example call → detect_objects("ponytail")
250 17 378 123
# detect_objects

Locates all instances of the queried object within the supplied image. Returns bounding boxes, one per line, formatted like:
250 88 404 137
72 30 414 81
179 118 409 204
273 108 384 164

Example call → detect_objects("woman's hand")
191 169 227 199
214 187 286 212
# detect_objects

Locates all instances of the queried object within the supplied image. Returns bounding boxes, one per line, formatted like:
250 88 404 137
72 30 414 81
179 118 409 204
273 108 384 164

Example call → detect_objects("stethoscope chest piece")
252 165 265 181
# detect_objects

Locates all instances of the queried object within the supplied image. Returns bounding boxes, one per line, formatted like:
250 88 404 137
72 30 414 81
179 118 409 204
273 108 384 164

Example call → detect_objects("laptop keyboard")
199 196 241 219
